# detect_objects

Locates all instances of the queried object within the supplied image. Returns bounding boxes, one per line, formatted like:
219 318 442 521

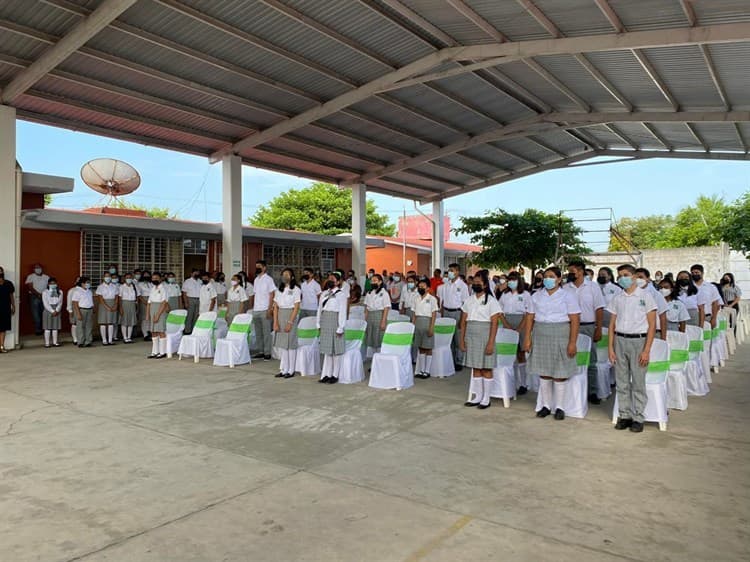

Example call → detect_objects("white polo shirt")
274 286 302 309
137 281 153 300
400 288 418 311
529 288 581 323
42 288 63 313
678 290 699 311
666 299 691 324
147 284 167 305
199 282 218 313
413 293 439 318
607 287 657 334
564 278 605 323
226 284 249 303
25 272 50 294
182 277 202 299
243 282 255 298
500 291 532 315
119 283 137 302
72 288 94 308
600 282 623 307
300 279 322 311
165 282 182 299
252 273 276 311
696 281 722 314
95 283 118 300
317 288 347 333
438 279 469 310
461 293 502 322
364 288 391 311
214 281 227 297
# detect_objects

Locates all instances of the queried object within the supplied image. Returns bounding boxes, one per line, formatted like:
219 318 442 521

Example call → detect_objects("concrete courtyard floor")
0 338 748 562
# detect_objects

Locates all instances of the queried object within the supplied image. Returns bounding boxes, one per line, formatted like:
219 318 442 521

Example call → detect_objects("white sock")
279 350 287 373
554 381 567 412
517 363 527 387
539 378 553 410
44 330 50 346
425 355 432 374
121 325 128 341
322 355 333 379
127 326 133 341
52 330 58 345
332 355 342 379
468 376 483 404
480 378 491 406
100 325 108 343
108 325 114 343
71 327 77 344
159 337 167 355
151 338 159 355
416 353 425 374
288 349 297 374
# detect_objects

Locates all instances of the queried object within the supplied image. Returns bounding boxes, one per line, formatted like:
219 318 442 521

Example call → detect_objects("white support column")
351 183 367 284
0 105 19 348
432 200 445 273
221 154 243 277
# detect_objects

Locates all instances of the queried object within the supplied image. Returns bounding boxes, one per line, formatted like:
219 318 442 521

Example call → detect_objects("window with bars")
82 231 183 282
262 245 334 280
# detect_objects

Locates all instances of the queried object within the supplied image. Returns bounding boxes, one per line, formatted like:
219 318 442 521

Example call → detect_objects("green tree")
250 182 396 236
721 191 750 254
44 194 53 206
609 215 675 251
112 199 175 219
665 195 727 247
454 208 589 269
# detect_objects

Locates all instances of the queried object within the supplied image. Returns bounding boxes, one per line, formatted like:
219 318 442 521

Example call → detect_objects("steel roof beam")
685 123 710 152
595 149 750 161
522 57 590 111
0 0 138 103
605 124 639 150
735 124 749 153
642 123 673 150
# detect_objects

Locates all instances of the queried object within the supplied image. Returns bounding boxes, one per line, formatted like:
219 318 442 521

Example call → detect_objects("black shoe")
536 407 551 418
415 373 425 379
78 344 85 348
124 340 133 344
629 421 644 433
319 376 330 383
155 353 167 359
44 344 51 349
327 377 338 384
253 353 265 359
53 343 61 347
464 401 480 407
264 355 272 361
517 386 528 396
478 401 491 410
147 354 158 359
101 342 109 347
422 373 431 379
144 336 152 342
588 394 602 405
283 373 295 379
554 408 565 420
275 372 285 378
455 364 463 372
614 418 633 430
83 343 92 348
108 341 116 346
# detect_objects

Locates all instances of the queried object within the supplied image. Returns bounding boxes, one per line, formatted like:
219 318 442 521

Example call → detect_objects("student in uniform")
119 273 138 344
165 272 182 311
413 277 439 379
214 272 227 306
182 269 202 334
66 276 80 346
299 267 321 319
225 274 249 326
691 264 721 330
597 267 622 328
252 261 277 361
499 271 532 394
72 276 95 348
437 263 470 371
634 268 668 340
317 272 348 384
461 271 502 410
110 272 121 340
523 266 581 421
95 273 119 346
198 271 217 314
676 270 701 326
659 278 690 332
137 270 153 341
608 264 657 433
400 274 418 321
273 268 302 379
531 270 545 293
388 272 404 311
42 277 63 348
146 272 169 359
364 273 391 355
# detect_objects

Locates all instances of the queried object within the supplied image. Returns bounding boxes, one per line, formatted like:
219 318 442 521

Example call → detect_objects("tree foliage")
454 208 589 269
721 192 750 254
112 199 175 219
609 215 674 251
250 182 396 236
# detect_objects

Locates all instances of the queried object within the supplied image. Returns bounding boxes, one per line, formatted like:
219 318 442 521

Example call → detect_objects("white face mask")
104 277 112 284
34 268 42 275
635 278 648 289
660 288 672 296
231 280 239 286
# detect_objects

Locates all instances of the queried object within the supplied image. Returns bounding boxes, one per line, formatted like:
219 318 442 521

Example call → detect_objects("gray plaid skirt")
319 310 345 356
413 316 434 349
687 308 700 326
274 307 298 350
97 299 117 324
504 313 526 349
150 306 167 333
366 312 385 348
527 322 576 379
226 301 242 326
120 300 137 326
43 310 61 330
463 320 495 370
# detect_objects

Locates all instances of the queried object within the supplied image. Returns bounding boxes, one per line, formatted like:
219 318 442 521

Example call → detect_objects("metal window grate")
82 231 184 281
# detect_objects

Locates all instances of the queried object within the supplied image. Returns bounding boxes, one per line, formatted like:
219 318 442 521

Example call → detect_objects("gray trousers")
579 323 599 394
442 309 464 365
614 335 648 423
76 308 94 346
185 297 200 334
253 310 273 355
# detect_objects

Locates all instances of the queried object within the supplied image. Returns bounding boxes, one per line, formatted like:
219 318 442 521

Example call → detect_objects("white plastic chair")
724 308 737 354
213 313 252 368
348 305 365 320
685 325 710 396
717 311 730 362
165 309 188 359
178 311 217 363
338 319 367 384
702 322 714 382
368 322 415 390
594 328 613 400
611 338 670 431
295 316 321 377
489 328 519 408
666 331 689 410
429 317 456 378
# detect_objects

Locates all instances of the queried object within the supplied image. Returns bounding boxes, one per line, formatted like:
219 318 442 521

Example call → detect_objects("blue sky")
18 120 749 250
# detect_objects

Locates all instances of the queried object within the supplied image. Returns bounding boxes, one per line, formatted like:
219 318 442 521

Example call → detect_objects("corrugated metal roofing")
0 0 748 202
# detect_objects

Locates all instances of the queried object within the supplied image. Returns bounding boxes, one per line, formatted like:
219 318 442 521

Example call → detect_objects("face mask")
722 278 730 285
660 288 672 296
618 276 633 290
367 272 373 278
325 280 335 290
655 276 663 282
202 279 210 285
255 267 263 275
35 268 43 275
635 278 648 289
230 280 238 286
566 272 577 284
597 275 608 285
83 283 91 290
143 275 151 282
447 272 456 280
498 279 507 286
543 278 557 290
393 276 401 283
407 282 415 290
691 273 702 282
534 278 543 286
678 279 690 287
302 274 310 281
104 277 111 284
347 278 354 286
507 280 518 290
152 279 161 286
49 284 57 290
417 287 426 296
471 284 484 294
125 279 133 285
112 277 119 284
371 283 380 290
109 268 117 274
134 274 142 281
192 273 200 279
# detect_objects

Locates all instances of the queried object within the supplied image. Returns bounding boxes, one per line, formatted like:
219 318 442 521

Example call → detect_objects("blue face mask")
543 278 557 290
618 276 634 289
507 280 518 291
407 282 415 290
447 271 456 280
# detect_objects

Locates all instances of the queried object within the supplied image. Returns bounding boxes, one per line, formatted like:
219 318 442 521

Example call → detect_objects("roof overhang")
21 171 74 195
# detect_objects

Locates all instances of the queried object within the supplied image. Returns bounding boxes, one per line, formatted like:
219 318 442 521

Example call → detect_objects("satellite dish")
81 158 141 203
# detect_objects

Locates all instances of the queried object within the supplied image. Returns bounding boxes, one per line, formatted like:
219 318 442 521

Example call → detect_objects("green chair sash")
228 323 251 334
345 329 365 341
596 335 609 348
495 342 517 355
576 351 591 367
195 319 215 330
670 349 689 363
433 324 455 335
382 332 413 346
647 360 670 373
297 328 319 339
703 330 711 341
688 340 704 352
166 315 185 325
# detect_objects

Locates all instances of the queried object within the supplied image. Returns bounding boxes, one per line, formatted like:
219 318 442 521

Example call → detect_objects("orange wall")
367 245 423 276
19 228 81 335
335 248 352 273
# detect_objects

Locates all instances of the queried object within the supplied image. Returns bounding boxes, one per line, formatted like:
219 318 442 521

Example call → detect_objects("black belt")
443 307 460 312
79 307 93 310
615 332 648 339
580 322 595 326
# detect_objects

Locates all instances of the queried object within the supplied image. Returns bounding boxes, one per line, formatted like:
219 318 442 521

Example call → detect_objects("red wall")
335 248 352 273
366 245 424 276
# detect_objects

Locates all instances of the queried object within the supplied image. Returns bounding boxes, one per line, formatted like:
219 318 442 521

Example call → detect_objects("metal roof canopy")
0 0 749 203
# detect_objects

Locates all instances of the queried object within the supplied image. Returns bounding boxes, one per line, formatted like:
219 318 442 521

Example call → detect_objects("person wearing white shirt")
635 268 668 340
524 267 581 421
691 264 721 329
137 271 154 341
273 268 302 379
181 269 202 334
675 270 701 326
597 267 622 327
299 268 321 319
565 259 606 404
399 275 418 320
66 277 80 345
499 272 533 394
252 260 277 360
413 278 439 379
214 272 228 306
225 274 249 326
95 274 119 345
118 273 138 343
364 274 391 354
198 272 217 314
317 272 348 384
164 272 182 311
460 272 502 409
146 272 169 359
387 274 404 311
42 277 63 348
607 264 657 433
72 276 95 347
659 279 691 332
437 263 470 370
25 263 50 335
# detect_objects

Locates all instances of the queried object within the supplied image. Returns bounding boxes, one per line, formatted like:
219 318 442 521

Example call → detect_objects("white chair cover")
666 330 689 410
685 325 710 396
717 311 730 363
430 317 456 378
338 319 367 384
348 305 365 320
295 316 321 377
725 308 737 354
702 322 713 382
178 311 217 363
215 308 229 341
368 322 415 390
534 334 590 418
489 328 518 407
594 328 613 400
165 309 187 358
213 313 252 368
